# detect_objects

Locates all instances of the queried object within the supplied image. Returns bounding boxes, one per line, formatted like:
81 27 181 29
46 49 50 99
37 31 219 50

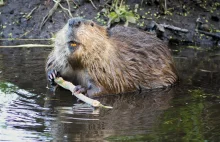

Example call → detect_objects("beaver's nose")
68 18 82 27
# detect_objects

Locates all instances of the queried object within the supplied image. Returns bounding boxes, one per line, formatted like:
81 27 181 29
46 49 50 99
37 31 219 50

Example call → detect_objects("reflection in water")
0 47 220 141
43 88 173 141
0 82 52 141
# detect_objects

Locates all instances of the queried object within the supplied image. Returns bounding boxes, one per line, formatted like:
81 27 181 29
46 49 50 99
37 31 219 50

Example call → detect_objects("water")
0 47 220 141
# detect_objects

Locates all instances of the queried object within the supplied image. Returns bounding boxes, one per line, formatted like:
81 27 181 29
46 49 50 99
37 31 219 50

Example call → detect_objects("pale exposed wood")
160 23 189 33
0 44 53 48
55 77 113 108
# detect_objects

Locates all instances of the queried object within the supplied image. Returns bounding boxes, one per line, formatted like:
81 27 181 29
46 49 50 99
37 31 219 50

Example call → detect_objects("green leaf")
114 17 120 22
108 12 118 20
115 9 122 15
125 15 136 23
0 0 4 6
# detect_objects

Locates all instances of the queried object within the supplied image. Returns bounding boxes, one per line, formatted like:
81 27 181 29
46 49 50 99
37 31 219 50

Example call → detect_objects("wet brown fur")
46 18 178 96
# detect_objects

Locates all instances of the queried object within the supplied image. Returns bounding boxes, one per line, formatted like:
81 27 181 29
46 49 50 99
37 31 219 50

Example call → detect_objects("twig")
55 0 73 18
100 0 111 8
55 77 113 109
0 38 54 41
197 30 220 40
71 0 79 8
26 6 38 20
19 29 34 38
164 0 167 12
89 0 97 10
160 23 189 33
40 0 61 30
66 0 73 17
120 0 124 8
0 44 54 48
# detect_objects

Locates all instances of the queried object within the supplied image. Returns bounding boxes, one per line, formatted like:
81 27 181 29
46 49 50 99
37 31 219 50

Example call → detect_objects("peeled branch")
0 44 53 48
54 77 113 109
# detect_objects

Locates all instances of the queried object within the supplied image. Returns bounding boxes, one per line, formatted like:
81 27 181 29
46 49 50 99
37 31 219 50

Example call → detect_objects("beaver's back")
107 26 178 90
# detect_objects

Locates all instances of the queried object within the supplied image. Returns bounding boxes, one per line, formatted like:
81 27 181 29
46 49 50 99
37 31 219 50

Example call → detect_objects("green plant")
0 0 4 6
107 0 138 27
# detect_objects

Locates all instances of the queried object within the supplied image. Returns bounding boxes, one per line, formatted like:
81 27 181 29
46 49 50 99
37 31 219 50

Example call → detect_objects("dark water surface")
0 47 220 141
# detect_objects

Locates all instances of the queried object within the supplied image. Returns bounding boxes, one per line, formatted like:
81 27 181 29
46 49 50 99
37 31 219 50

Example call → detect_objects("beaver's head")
66 18 109 54
55 17 112 68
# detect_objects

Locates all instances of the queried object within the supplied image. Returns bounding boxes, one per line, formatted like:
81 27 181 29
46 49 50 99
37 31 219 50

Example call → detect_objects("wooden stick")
57 0 73 18
26 6 38 19
71 0 79 8
160 23 189 33
0 44 53 48
40 0 61 30
89 0 97 9
197 30 220 40
0 38 53 41
164 0 167 12
55 77 113 109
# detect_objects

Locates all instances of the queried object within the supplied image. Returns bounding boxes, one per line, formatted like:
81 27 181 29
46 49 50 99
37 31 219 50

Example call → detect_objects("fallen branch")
160 23 189 33
40 0 74 29
0 44 53 48
25 6 38 20
71 0 79 8
89 0 97 9
197 30 220 40
0 38 54 41
164 0 167 12
66 0 73 17
55 77 113 109
56 0 73 18
40 0 61 30
19 29 34 38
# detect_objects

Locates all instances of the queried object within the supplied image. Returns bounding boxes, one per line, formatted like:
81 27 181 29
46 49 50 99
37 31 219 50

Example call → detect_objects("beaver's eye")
90 23 94 27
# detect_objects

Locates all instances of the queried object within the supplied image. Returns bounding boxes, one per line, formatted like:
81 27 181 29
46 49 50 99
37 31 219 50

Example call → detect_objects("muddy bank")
0 0 220 47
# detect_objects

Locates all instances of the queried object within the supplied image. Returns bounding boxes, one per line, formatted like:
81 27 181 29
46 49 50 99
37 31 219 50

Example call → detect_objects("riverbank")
0 0 219 47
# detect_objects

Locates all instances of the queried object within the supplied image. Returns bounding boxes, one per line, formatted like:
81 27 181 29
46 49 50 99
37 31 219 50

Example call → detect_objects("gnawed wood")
55 77 113 109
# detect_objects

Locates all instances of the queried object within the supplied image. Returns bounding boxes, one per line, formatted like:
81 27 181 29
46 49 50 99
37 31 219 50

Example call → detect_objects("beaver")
46 17 178 97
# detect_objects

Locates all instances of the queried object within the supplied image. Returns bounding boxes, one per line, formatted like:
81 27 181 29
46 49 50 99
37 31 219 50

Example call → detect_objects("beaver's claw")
47 70 60 86
73 85 86 94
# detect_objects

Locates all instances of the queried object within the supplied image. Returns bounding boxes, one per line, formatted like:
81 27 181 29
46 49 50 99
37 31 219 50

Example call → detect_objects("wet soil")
0 0 220 46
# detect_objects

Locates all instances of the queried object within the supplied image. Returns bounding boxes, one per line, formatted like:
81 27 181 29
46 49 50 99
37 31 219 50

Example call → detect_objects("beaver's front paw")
47 70 60 86
73 85 86 94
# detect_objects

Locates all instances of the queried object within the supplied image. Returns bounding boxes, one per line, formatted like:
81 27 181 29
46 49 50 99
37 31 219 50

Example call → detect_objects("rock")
211 16 219 22
144 21 165 39
144 21 157 32
196 17 211 32
198 23 210 32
